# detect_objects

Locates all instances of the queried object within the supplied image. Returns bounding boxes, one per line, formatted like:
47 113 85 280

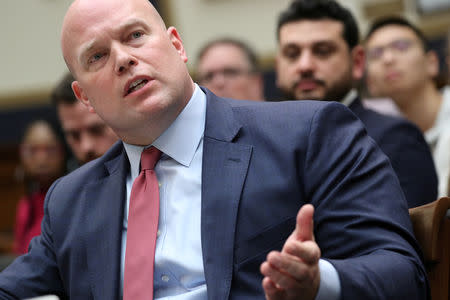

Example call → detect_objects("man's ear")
425 50 439 78
72 81 95 113
351 45 365 81
274 54 281 88
167 26 188 63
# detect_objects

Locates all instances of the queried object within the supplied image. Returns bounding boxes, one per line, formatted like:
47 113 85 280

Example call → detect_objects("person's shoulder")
357 104 423 136
228 98 347 119
49 141 125 195
204 86 352 121
362 108 430 156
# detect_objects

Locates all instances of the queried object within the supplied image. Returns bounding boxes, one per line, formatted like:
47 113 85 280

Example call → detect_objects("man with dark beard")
275 0 437 208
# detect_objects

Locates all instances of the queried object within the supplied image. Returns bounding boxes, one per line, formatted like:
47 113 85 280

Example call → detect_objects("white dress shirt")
121 84 340 299
425 86 450 197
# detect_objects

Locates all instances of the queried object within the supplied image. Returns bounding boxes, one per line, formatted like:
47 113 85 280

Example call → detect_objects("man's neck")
394 82 442 132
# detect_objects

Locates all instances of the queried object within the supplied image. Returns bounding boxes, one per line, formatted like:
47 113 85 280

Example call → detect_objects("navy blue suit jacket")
349 97 437 207
0 91 428 299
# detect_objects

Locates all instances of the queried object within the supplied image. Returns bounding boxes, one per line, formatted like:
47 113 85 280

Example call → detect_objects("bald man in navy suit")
0 0 428 299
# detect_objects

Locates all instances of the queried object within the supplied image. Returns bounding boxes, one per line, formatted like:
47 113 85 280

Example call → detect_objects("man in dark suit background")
51 73 118 169
0 0 429 299
275 0 437 208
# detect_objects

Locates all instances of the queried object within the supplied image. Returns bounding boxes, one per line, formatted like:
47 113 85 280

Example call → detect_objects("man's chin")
279 88 324 101
80 155 99 165
294 91 324 101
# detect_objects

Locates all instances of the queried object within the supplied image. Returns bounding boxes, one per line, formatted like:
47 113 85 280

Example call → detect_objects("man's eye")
283 47 300 60
313 46 334 58
88 52 104 64
131 31 143 39
66 132 80 142
89 125 106 136
391 39 413 52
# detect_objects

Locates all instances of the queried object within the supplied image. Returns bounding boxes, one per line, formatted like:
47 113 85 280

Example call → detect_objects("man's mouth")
385 71 401 81
292 77 325 93
126 78 149 96
297 80 319 91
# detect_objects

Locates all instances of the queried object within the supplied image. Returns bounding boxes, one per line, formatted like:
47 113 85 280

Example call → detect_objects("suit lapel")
348 96 363 114
201 89 252 300
84 150 128 300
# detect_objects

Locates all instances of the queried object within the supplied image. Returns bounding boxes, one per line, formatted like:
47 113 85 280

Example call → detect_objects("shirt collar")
340 89 358 107
425 86 450 144
123 84 206 178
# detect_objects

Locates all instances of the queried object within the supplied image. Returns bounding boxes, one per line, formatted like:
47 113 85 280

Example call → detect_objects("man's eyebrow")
282 38 336 47
77 18 149 64
313 39 337 45
116 18 149 33
79 40 98 64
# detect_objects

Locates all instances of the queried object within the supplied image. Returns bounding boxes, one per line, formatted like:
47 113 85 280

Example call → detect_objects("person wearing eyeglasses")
196 38 264 101
275 0 437 208
365 16 450 197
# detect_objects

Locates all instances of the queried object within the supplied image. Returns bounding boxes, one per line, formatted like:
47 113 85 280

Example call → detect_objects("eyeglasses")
198 67 252 84
366 39 415 61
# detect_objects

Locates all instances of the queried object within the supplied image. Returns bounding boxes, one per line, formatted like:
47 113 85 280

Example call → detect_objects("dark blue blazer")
0 91 428 300
349 97 437 207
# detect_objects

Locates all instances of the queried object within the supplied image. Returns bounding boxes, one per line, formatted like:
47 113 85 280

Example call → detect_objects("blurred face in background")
365 25 438 106
57 101 118 164
276 19 364 101
197 43 264 101
20 121 65 188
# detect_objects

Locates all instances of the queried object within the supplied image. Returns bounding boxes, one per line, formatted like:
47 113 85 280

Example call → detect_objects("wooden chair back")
409 197 450 300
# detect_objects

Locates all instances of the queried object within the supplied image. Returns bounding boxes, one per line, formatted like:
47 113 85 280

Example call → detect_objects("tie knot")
140 147 162 171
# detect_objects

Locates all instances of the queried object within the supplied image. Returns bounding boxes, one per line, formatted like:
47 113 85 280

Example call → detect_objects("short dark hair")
196 37 260 73
277 0 359 49
366 16 429 51
51 72 77 106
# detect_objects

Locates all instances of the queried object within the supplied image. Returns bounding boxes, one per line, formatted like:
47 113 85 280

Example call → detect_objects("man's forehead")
280 20 345 43
61 0 161 63
79 18 148 51
367 25 419 45
204 44 248 62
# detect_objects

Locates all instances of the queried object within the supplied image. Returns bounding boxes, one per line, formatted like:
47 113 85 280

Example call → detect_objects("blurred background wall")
2 0 450 110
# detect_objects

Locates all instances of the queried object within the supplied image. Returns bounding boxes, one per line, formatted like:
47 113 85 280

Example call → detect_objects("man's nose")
114 45 138 74
208 71 226 89
79 133 96 155
296 51 315 73
380 49 396 65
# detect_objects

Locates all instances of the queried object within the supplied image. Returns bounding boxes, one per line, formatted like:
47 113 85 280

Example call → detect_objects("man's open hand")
260 204 321 300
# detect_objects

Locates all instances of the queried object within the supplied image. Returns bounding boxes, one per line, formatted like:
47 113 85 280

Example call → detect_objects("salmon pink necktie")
124 146 162 299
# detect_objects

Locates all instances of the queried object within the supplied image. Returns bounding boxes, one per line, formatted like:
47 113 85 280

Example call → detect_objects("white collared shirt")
425 86 450 196
340 89 358 107
122 84 207 299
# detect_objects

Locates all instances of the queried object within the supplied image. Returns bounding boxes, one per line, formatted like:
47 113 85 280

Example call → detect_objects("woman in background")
14 120 66 255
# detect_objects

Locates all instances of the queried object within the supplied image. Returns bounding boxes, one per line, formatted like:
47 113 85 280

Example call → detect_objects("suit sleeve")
376 121 437 208
303 102 429 300
0 179 65 299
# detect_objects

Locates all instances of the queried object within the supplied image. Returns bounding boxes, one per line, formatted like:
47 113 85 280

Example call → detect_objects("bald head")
57 0 193 146
61 0 165 75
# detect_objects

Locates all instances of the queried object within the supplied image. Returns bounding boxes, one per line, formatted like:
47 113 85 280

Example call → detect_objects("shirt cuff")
315 259 341 300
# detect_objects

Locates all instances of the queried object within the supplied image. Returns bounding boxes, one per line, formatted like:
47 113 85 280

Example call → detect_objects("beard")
279 70 354 102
